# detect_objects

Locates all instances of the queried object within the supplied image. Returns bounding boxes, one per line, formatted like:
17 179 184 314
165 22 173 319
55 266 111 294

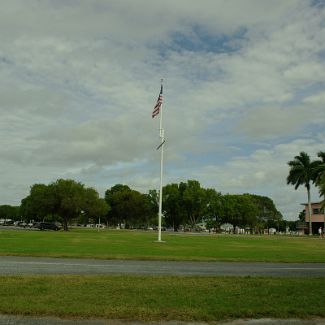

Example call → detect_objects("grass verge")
0 275 324 321
1 229 325 262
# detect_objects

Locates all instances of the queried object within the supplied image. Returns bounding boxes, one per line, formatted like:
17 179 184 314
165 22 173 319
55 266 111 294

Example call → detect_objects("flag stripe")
152 85 163 118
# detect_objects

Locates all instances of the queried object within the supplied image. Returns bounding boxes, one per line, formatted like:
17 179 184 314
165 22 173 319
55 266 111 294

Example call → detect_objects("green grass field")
1 275 324 321
1 228 325 321
0 228 325 262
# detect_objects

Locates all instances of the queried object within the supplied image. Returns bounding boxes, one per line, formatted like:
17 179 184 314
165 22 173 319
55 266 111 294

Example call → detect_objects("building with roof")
302 202 325 234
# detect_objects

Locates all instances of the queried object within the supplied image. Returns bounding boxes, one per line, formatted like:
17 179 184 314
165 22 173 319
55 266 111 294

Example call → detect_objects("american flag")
152 85 163 118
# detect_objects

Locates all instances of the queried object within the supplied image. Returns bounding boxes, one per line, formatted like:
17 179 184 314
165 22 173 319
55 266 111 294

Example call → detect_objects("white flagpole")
157 78 164 242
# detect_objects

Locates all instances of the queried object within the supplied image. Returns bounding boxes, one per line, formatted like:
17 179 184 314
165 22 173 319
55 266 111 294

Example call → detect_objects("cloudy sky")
1 0 324 220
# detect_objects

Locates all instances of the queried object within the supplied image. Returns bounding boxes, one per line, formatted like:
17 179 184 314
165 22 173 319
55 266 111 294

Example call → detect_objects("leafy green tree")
287 152 319 235
220 194 237 230
163 183 185 231
182 180 207 229
148 189 159 212
0 205 20 221
142 191 159 227
49 179 86 231
204 188 223 232
105 184 131 226
82 187 110 225
21 179 109 231
52 179 110 230
239 194 259 230
245 194 282 233
105 184 151 228
222 194 258 232
147 189 159 221
21 184 55 221
123 190 147 228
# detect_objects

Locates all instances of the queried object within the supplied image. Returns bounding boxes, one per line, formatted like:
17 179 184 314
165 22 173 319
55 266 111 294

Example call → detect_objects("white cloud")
194 136 325 219
303 91 325 104
0 0 324 221
238 104 325 139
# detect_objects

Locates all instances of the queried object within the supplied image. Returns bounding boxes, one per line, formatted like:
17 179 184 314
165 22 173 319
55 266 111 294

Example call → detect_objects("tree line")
160 180 285 233
2 151 323 233
0 178 289 233
287 151 325 235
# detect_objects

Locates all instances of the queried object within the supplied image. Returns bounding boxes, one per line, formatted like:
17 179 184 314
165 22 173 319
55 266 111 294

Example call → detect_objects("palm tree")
313 152 325 184
319 178 325 202
287 152 318 235
313 151 325 230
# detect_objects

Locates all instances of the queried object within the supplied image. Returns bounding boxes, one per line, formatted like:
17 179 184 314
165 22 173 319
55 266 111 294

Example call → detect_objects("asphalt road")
1 257 325 324
1 256 325 277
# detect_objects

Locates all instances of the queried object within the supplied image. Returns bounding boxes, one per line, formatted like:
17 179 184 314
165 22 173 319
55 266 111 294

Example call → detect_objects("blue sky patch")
311 0 325 9
151 24 247 58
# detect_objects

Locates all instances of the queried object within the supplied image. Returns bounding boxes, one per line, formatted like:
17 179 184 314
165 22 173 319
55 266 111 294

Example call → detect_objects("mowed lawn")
1 229 325 321
1 228 325 262
1 275 325 321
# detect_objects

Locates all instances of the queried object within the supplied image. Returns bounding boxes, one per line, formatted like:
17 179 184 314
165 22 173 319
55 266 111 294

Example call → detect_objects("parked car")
33 222 61 231
14 221 27 228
